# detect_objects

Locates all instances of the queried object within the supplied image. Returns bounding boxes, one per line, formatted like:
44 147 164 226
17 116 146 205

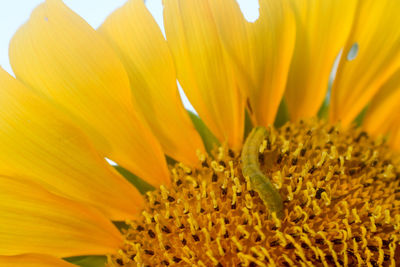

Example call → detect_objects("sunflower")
1 0 400 266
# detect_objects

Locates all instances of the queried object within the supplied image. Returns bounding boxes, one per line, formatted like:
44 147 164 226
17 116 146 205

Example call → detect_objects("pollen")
108 120 400 266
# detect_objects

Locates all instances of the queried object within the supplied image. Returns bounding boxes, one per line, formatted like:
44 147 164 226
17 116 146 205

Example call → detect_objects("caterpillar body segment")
241 127 284 218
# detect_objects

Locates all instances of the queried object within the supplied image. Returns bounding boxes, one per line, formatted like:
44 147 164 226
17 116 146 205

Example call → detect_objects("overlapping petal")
9 0 169 186
207 0 295 127
285 0 357 120
0 254 75 267
0 177 122 257
0 68 143 220
363 69 400 148
385 119 400 150
99 0 205 165
330 0 400 126
163 0 244 150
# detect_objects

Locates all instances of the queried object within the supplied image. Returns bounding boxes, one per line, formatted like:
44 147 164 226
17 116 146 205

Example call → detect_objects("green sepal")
317 75 333 120
317 99 329 119
274 99 290 128
188 111 220 154
113 221 129 231
166 155 178 166
354 104 368 127
114 165 154 194
64 256 107 267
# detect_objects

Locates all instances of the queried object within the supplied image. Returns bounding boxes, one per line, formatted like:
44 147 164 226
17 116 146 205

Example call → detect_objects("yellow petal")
362 69 400 142
285 0 357 120
9 0 169 187
0 68 143 220
99 0 205 165
330 0 400 126
0 254 75 267
386 119 400 150
207 0 295 127
0 176 122 257
163 0 245 150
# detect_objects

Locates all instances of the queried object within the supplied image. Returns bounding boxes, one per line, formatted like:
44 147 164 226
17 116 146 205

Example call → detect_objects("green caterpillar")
241 127 284 219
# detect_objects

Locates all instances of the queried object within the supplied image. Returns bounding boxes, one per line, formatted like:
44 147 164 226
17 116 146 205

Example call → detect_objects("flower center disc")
109 120 400 266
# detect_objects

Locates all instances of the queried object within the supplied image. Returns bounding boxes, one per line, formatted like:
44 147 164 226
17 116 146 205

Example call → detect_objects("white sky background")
0 0 259 110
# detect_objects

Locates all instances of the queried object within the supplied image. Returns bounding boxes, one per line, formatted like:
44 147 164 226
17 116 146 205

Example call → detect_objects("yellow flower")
1 0 400 266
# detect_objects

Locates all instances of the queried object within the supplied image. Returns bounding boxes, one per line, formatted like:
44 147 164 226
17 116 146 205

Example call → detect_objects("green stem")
241 127 284 219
